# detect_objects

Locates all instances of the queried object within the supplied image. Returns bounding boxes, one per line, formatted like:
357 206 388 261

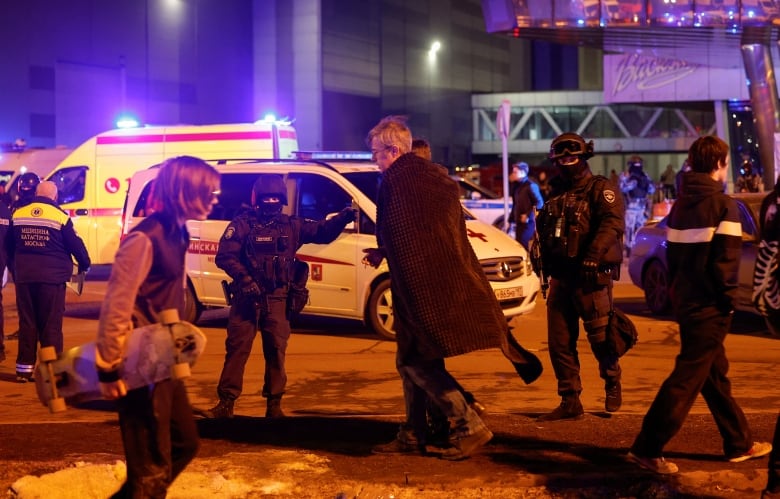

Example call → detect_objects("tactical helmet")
252 174 288 206
549 132 594 164
627 155 643 169
17 172 41 196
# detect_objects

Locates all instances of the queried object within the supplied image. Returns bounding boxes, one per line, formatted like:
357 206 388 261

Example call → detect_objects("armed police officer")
201 174 356 419
619 156 655 256
535 132 625 421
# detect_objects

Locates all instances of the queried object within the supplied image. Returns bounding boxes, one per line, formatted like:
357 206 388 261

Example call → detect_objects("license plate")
494 286 522 301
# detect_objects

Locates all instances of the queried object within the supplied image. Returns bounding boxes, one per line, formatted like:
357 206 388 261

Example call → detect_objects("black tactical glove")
582 258 599 286
240 275 261 297
339 207 357 223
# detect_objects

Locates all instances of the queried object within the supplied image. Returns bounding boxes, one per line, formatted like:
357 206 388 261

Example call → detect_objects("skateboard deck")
35 321 206 412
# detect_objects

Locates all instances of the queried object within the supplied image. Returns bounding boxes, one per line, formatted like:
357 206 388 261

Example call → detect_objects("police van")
121 152 540 340
46 121 298 265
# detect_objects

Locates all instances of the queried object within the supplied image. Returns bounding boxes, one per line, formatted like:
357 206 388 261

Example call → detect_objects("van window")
209 173 260 221
50 166 87 205
291 173 351 221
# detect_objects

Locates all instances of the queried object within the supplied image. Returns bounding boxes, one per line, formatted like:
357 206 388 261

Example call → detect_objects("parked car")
452 175 512 230
122 155 540 340
628 192 766 320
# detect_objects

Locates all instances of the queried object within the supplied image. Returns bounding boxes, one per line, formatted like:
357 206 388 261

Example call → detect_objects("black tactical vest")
245 215 297 292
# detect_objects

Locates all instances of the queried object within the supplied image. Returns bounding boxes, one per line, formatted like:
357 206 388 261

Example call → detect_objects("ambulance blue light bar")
294 151 373 161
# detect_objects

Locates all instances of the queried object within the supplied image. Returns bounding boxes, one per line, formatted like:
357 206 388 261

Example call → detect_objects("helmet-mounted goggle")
549 137 593 161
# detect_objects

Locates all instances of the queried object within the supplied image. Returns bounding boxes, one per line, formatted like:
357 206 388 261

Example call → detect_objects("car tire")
643 259 671 315
367 278 396 341
183 282 203 324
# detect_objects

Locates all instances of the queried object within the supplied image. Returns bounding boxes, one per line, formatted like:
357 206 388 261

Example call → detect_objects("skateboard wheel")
48 397 67 413
171 362 191 379
159 309 180 325
39 346 58 362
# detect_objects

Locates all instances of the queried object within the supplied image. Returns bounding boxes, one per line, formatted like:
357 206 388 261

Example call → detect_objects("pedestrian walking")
95 156 220 497
10 180 90 382
364 115 541 460
535 132 625 421
628 135 772 474
199 174 355 419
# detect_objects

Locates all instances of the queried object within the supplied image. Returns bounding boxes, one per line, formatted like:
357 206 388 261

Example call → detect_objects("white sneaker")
627 452 679 474
728 442 772 463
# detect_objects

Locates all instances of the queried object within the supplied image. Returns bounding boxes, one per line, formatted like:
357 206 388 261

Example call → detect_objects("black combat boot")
198 398 234 419
266 395 285 418
537 393 584 422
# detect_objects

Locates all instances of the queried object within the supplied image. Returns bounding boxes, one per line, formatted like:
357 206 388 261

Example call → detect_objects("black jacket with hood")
667 172 741 321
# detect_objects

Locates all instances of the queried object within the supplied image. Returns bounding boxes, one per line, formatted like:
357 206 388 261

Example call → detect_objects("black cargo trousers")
546 276 621 396
216 286 291 401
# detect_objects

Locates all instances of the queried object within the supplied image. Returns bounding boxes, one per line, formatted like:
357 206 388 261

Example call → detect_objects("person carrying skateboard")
95 156 220 498
199 174 355 419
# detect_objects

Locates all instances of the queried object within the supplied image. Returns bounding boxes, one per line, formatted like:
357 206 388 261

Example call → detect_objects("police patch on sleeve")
603 189 616 204
223 227 236 240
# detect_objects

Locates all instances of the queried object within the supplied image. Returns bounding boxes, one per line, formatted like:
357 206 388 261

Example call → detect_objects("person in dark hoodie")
628 135 771 475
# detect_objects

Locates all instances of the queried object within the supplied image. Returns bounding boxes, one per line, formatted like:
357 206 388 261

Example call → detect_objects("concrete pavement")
1 272 779 497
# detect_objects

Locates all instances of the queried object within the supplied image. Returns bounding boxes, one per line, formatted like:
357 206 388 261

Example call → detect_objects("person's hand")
240 276 261 297
339 207 357 223
99 379 127 400
362 248 384 268
78 266 90 275
582 258 599 286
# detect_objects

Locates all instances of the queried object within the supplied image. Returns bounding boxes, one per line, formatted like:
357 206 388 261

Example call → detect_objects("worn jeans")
396 353 487 444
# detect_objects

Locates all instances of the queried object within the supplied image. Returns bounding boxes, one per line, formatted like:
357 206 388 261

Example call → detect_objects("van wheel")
183 284 203 324
367 278 396 341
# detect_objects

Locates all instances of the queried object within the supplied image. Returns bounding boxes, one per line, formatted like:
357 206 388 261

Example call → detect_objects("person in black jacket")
628 135 771 475
510 161 543 251
535 132 625 421
200 174 355 419
10 181 90 382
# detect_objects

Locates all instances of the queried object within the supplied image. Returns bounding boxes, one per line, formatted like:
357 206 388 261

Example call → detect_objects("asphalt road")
1 268 779 497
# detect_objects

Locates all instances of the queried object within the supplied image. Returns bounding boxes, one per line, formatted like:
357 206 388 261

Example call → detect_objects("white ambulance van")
47 121 298 264
122 153 540 340
0 145 73 198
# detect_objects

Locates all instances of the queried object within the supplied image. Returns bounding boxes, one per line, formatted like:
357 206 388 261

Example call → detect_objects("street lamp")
428 40 441 61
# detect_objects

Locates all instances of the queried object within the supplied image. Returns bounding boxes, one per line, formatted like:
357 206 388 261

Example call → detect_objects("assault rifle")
529 231 548 299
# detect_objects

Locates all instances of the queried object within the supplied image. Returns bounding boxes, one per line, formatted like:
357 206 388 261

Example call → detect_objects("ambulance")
122 153 541 340
0 145 73 198
46 121 298 264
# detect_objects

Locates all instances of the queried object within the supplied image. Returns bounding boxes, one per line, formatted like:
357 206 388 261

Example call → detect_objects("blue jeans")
396 353 487 444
